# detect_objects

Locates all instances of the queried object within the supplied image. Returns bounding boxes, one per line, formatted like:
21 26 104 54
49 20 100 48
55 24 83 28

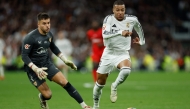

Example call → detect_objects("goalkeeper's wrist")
58 53 68 63
28 62 38 72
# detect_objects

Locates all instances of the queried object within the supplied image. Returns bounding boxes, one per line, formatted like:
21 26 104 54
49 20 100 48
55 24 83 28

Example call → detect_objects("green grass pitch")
0 70 190 109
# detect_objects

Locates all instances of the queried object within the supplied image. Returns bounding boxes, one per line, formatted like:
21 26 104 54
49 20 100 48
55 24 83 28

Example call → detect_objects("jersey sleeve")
21 35 34 65
49 36 61 56
134 17 145 45
102 15 123 39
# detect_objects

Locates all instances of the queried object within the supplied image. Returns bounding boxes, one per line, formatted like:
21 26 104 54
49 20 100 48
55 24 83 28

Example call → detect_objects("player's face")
113 5 125 21
38 18 50 35
92 21 99 30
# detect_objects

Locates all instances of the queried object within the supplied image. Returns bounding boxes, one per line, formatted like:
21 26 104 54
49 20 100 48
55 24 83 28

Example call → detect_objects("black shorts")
26 63 60 88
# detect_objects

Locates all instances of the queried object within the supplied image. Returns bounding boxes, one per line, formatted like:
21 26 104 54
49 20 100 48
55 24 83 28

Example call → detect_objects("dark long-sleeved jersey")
21 29 61 69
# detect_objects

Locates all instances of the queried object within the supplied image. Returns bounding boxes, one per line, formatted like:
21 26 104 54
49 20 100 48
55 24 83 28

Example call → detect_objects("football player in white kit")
92 0 145 108
54 30 73 79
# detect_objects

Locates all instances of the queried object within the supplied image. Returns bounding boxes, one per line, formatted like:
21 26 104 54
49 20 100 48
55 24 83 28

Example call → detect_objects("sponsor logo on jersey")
33 81 37 86
24 44 30 49
112 24 117 27
36 47 48 54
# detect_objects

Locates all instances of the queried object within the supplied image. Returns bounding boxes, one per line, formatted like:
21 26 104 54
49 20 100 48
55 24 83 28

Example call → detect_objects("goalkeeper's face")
113 5 125 21
38 18 50 35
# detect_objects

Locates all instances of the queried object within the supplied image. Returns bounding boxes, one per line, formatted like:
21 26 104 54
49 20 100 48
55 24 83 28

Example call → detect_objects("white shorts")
97 49 131 74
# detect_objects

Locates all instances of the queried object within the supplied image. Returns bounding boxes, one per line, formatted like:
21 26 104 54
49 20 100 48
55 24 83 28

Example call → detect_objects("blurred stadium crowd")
0 0 190 72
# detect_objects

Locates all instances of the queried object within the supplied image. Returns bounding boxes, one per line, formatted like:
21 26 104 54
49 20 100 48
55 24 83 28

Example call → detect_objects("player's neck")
38 28 47 35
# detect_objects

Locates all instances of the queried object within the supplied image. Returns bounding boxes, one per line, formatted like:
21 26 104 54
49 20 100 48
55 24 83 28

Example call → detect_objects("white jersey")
102 14 145 51
55 39 73 57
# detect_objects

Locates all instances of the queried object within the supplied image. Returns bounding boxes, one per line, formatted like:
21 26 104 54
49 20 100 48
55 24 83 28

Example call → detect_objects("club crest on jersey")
24 44 30 49
49 38 52 42
126 22 130 28
33 81 37 86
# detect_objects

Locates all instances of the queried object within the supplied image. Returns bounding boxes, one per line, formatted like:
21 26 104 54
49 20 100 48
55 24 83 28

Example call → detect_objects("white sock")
93 82 104 107
80 101 87 108
112 67 131 89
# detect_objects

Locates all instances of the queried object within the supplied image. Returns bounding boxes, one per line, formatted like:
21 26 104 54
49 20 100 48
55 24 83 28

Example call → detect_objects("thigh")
96 61 114 85
51 72 68 87
46 63 60 80
97 62 114 74
114 52 131 69
27 69 52 98
97 54 114 74
117 59 131 69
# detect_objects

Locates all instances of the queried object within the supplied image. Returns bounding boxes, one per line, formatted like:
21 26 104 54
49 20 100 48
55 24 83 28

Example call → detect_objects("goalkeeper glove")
29 63 48 80
59 53 77 70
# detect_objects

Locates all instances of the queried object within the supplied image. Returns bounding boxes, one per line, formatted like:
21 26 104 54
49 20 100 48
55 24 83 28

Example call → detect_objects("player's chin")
117 17 124 21
45 29 50 33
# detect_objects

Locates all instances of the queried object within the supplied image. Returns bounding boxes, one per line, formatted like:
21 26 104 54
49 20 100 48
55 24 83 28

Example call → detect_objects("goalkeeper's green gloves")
29 63 48 80
59 53 77 70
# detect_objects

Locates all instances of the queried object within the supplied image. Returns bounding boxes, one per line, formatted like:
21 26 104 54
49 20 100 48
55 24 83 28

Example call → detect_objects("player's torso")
32 34 52 55
104 15 136 51
88 28 103 44
28 30 53 65
88 28 104 52
110 15 136 32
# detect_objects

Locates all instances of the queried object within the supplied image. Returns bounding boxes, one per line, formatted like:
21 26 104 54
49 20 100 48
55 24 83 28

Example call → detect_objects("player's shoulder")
46 32 53 41
103 14 114 23
87 29 93 33
24 29 38 40
48 31 54 37
27 29 37 36
125 14 138 21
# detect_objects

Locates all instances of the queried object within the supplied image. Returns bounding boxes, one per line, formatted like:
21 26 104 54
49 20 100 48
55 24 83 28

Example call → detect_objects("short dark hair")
37 12 50 21
113 0 125 7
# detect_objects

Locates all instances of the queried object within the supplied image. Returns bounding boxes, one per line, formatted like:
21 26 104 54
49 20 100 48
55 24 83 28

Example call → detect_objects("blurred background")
0 0 190 73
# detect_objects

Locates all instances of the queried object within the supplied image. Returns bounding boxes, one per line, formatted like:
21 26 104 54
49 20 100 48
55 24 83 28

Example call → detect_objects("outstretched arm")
134 18 145 45
50 38 77 70
58 53 77 70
